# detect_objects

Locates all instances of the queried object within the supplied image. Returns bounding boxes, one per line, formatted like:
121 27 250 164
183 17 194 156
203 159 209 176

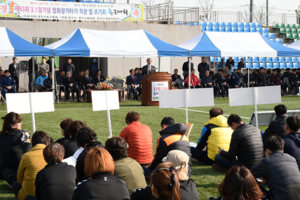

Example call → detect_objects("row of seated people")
2 105 300 200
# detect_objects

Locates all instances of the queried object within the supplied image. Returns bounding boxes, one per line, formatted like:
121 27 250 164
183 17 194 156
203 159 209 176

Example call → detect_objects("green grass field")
0 96 299 200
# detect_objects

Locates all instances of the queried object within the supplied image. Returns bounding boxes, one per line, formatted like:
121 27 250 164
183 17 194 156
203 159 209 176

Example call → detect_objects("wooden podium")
141 72 172 106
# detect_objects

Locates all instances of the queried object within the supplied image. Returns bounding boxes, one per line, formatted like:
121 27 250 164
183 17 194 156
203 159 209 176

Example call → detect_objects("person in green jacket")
105 137 147 193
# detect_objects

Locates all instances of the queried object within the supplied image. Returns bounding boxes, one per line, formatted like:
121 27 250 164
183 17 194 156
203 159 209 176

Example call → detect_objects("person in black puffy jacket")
75 127 104 183
63 121 86 159
284 115 300 169
24 143 76 200
215 114 264 170
250 136 300 200
0 112 31 185
263 104 288 142
72 147 130 200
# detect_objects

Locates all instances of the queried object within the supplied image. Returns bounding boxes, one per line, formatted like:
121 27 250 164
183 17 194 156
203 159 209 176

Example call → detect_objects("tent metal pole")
170 57 172 74
248 57 250 88
52 58 55 102
32 58 34 92
123 57 125 101
214 57 216 73
188 57 192 89
265 57 267 70
158 57 161 72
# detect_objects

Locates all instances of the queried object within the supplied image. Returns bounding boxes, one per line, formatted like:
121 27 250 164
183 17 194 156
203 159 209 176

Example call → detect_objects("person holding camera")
63 71 81 102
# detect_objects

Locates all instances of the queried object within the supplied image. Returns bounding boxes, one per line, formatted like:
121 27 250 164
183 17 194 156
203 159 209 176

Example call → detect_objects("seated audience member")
270 69 281 85
75 127 104 183
135 68 141 85
63 71 81 102
236 68 243 79
257 67 268 86
119 111 153 168
284 115 300 168
43 72 53 91
1 70 17 99
11 131 51 200
214 114 264 171
146 117 191 176
105 137 147 193
216 69 228 97
243 69 256 87
82 70 95 89
133 151 198 200
0 112 31 185
72 147 130 200
227 71 240 88
209 166 264 200
297 68 300 77
57 70 65 100
289 69 300 95
25 143 76 200
202 71 218 96
185 69 202 88
191 108 232 165
237 59 244 70
36 70 48 92
126 69 141 100
93 70 106 84
263 104 288 141
55 118 73 145
172 69 184 89
250 136 300 200
63 120 87 159
75 70 84 89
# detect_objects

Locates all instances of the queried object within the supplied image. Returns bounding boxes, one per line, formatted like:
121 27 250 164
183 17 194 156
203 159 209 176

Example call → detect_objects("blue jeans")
191 147 215 165
28 72 33 92
2 88 17 99
215 154 239 169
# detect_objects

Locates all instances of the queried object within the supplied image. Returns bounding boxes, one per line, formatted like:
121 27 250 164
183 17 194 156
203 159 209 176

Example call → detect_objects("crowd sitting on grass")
0 104 300 200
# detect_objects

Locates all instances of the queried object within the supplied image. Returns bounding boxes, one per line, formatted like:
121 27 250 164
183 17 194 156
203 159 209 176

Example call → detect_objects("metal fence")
201 11 299 26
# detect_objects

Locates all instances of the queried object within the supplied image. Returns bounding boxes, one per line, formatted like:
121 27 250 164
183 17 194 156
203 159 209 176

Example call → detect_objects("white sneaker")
297 93 300 96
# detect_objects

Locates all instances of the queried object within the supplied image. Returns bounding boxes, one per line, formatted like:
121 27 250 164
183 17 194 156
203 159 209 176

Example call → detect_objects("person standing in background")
8 57 19 92
198 57 209 80
89 58 98 78
142 58 156 75
28 57 38 92
37 57 50 78
63 58 75 75
182 57 194 80
46 57 56 72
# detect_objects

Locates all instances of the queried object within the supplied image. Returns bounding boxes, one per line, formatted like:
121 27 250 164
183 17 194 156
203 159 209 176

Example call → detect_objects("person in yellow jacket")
191 107 233 165
11 131 51 200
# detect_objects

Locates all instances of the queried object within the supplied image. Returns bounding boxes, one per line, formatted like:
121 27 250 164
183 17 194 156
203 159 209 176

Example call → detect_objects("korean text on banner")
0 1 144 22
152 81 168 101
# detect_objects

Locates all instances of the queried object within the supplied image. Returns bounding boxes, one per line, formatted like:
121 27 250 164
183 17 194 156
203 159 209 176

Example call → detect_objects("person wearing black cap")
8 57 20 92
289 69 300 95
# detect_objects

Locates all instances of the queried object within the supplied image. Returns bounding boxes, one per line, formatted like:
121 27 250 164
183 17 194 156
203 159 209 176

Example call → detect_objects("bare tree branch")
240 2 276 24
197 0 215 21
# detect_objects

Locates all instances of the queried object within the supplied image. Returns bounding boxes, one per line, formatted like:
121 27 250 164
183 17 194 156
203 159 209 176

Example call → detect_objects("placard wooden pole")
254 87 259 128
105 91 113 138
188 57 192 89
51 58 55 102
123 57 125 101
185 89 188 123
29 93 36 133
248 57 250 88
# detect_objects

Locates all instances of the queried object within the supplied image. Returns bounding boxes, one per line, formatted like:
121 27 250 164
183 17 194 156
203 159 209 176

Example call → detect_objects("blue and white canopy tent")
179 32 300 86
287 39 300 51
0 27 52 57
45 28 190 100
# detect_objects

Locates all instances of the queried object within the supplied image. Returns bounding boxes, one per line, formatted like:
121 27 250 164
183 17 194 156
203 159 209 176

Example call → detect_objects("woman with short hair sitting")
56 118 73 145
0 112 31 186
12 131 51 200
209 166 264 200
25 143 76 200
75 127 104 182
72 147 130 200
63 120 86 158
105 137 147 193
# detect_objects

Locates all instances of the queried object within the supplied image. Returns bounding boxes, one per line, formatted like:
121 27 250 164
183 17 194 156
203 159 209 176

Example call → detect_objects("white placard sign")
152 81 169 101
159 88 214 123
6 92 55 133
91 91 120 111
91 91 120 138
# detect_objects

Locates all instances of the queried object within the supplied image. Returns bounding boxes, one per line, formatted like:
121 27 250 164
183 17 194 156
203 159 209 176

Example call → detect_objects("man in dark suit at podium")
142 58 156 75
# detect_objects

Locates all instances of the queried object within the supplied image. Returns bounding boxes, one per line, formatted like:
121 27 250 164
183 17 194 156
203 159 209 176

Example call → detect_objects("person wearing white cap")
132 150 199 200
